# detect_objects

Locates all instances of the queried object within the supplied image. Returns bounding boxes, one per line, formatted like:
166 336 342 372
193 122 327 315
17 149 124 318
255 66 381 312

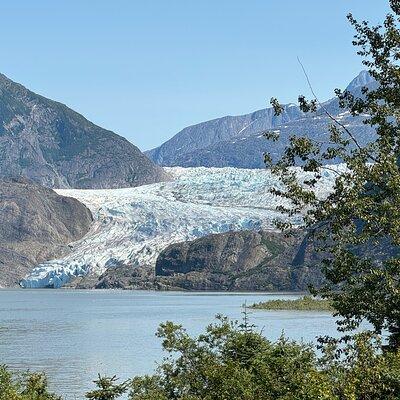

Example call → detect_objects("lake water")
0 290 340 399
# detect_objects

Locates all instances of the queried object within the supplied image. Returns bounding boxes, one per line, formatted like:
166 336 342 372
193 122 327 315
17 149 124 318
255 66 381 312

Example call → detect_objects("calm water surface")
0 290 339 399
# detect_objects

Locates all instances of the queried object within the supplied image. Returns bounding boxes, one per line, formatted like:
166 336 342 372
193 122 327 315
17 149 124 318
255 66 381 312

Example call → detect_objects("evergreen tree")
85 375 129 400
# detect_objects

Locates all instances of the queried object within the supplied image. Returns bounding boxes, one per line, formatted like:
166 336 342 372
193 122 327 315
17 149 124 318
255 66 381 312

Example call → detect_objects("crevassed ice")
20 166 343 288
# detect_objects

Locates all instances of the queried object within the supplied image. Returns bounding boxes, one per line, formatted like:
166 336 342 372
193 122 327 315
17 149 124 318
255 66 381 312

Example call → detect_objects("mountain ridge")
146 71 377 168
0 73 170 188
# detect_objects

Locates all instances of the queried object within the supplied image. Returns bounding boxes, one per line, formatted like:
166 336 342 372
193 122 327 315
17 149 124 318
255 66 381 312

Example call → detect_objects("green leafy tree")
129 316 334 400
20 372 61 400
0 366 60 400
128 316 400 400
264 0 400 349
317 331 400 399
0 366 19 400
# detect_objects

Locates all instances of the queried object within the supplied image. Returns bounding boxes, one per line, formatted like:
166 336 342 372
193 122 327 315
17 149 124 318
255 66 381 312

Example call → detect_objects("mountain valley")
20 166 341 289
0 71 377 290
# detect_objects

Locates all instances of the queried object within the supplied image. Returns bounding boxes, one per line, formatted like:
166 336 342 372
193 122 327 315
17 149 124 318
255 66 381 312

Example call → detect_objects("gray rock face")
146 104 303 166
66 230 322 291
146 71 377 168
0 177 93 287
153 230 323 291
0 73 170 188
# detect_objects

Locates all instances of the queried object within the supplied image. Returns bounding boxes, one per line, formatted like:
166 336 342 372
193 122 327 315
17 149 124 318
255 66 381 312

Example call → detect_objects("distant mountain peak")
346 70 375 91
146 71 377 169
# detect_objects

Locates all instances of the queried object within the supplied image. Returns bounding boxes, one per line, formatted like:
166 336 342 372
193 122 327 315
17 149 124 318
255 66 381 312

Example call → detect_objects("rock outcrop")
153 230 322 291
0 178 93 287
71 230 323 291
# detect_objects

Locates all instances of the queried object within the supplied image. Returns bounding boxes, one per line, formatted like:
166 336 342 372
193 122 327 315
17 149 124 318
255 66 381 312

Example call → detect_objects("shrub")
0 366 60 400
128 316 400 400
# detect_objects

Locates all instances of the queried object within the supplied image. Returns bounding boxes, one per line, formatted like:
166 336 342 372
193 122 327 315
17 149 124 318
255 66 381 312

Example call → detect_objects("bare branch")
296 57 378 162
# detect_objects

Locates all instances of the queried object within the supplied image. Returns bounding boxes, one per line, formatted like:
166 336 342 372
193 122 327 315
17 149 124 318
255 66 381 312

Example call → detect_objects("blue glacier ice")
21 166 343 288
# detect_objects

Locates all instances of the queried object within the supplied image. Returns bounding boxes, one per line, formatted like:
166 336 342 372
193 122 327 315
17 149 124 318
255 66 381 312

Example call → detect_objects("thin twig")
296 57 378 162
320 166 343 176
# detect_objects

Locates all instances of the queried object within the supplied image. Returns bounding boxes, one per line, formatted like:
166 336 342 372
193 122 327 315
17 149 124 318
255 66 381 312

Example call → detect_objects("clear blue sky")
0 1 390 150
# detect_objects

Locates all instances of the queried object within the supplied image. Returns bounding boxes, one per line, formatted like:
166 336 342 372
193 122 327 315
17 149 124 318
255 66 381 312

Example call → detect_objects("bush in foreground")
0 366 60 400
127 316 400 400
2 316 400 399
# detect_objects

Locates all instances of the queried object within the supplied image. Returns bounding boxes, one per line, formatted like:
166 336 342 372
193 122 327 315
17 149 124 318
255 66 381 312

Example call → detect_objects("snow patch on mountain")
20 166 344 288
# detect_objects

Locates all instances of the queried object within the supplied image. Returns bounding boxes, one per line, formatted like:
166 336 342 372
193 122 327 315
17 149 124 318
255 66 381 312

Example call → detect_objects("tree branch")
297 57 378 162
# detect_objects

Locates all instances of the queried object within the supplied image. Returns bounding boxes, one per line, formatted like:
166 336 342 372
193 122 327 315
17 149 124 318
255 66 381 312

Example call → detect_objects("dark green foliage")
128 316 400 400
251 295 333 311
319 332 400 399
129 316 332 400
259 236 285 257
85 375 129 400
264 0 400 349
1 318 400 399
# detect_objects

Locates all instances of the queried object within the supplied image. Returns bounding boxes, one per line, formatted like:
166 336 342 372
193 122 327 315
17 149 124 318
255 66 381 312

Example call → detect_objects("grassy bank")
251 295 334 311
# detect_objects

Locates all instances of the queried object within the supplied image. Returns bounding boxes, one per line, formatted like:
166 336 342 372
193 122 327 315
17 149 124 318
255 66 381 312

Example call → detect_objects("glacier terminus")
20 166 343 288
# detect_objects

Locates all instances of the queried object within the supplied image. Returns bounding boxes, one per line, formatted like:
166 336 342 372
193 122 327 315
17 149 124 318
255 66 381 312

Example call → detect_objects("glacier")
20 166 343 288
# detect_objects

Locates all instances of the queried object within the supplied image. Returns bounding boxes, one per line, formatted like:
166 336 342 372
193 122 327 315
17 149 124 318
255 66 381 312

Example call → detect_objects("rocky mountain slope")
153 230 323 291
146 71 377 168
20 166 341 288
0 73 169 188
0 178 93 287
67 230 323 291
